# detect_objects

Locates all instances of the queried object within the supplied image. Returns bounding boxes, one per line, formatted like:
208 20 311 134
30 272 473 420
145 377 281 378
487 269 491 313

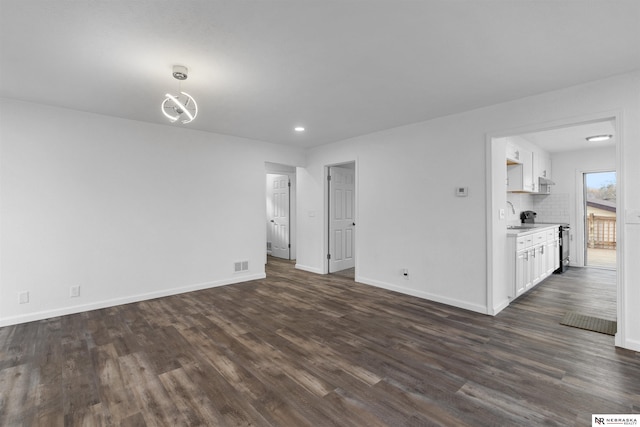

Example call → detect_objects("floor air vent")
234 261 249 273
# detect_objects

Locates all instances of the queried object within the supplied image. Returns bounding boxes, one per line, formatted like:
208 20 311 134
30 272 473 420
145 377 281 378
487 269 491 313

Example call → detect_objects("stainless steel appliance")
555 224 570 274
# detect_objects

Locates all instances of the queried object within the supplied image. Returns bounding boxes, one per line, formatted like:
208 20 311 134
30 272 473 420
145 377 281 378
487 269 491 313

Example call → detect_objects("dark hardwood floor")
1 259 637 426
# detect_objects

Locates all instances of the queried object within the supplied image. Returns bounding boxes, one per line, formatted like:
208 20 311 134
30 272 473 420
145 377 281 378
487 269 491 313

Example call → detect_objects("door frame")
323 161 357 275
266 173 291 260
576 169 617 268
265 163 297 264
485 110 625 348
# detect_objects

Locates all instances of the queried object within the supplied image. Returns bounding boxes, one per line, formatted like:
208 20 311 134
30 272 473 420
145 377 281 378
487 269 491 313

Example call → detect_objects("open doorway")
486 115 621 339
583 171 617 269
266 174 290 260
265 162 297 265
327 162 356 279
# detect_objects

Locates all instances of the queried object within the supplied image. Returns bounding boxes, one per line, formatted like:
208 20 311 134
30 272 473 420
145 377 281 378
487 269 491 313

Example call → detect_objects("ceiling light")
162 65 198 124
294 126 305 132
586 134 612 142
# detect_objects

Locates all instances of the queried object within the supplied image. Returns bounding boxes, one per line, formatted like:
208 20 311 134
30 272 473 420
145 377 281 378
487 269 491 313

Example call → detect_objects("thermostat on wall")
456 187 468 197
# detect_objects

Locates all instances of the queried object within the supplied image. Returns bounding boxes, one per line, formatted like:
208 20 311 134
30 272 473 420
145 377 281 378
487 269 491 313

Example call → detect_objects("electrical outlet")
70 285 80 298
19 291 29 304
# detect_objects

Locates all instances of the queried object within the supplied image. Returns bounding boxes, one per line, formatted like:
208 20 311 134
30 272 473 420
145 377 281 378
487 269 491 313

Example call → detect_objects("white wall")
299 113 491 313
297 71 640 351
0 99 304 325
551 146 616 266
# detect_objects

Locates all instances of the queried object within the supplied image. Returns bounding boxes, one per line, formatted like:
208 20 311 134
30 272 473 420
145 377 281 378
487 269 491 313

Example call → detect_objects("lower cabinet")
515 249 529 297
532 244 544 286
545 239 556 276
509 226 559 300
514 246 541 298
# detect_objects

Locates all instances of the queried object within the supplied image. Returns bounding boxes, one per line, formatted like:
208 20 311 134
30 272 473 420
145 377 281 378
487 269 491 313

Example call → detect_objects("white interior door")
329 166 355 273
267 174 290 259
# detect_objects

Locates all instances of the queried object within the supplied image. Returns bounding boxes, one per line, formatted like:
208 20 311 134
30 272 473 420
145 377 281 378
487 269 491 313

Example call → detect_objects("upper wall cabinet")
507 148 534 192
532 152 552 193
506 142 522 164
505 136 551 193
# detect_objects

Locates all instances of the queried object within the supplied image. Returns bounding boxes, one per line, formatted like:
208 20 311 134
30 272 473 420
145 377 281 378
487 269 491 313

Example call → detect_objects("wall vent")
234 260 249 273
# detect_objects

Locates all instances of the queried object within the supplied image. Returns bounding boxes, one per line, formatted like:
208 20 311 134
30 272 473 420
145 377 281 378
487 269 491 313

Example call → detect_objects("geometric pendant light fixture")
161 65 198 124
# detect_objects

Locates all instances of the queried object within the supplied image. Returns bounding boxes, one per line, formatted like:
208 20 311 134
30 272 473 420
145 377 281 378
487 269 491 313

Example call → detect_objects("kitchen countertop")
506 223 561 236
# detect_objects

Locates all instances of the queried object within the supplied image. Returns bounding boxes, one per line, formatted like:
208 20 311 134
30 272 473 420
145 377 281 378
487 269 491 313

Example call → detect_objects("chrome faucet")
506 201 515 214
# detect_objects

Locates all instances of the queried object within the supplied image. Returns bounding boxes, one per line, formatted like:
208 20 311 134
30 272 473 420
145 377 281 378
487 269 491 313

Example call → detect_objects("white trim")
357 276 488 315
294 264 324 274
0 273 265 328
575 167 617 268
613 111 625 349
622 338 640 353
324 160 358 276
492 299 510 315
485 133 495 314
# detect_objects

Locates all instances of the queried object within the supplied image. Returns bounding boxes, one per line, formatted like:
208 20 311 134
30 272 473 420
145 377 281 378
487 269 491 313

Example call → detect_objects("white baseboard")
356 276 488 315
0 273 266 327
295 264 324 274
490 299 511 316
618 336 640 352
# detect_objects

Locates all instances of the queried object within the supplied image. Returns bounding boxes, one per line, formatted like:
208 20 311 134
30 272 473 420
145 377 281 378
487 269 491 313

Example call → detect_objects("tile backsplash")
506 193 534 225
533 193 570 224
506 192 570 225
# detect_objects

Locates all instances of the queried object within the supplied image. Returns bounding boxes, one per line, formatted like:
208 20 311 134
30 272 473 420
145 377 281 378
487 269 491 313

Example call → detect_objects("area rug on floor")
560 312 617 335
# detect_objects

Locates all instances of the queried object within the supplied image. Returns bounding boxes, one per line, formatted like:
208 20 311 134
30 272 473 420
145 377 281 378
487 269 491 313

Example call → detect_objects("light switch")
499 209 505 220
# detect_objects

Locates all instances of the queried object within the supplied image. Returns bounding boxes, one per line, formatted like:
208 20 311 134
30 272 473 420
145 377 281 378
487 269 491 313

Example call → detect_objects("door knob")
352 222 356 226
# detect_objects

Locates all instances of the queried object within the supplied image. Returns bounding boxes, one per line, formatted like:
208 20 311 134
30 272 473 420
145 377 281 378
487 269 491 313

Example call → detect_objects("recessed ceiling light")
586 134 612 142
294 126 305 132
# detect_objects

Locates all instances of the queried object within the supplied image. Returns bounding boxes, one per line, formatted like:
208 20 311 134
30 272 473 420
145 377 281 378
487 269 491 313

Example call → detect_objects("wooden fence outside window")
587 214 616 249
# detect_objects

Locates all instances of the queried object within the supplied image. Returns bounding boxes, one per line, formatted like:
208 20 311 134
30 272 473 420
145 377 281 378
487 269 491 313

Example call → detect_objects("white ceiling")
519 120 616 154
1 1 639 148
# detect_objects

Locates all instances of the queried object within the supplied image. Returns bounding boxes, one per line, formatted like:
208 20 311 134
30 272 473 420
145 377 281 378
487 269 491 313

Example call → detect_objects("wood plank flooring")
1 259 638 426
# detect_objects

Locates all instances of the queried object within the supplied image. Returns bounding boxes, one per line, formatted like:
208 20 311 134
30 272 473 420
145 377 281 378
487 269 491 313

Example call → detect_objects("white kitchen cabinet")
531 245 543 286
514 245 540 297
508 225 559 300
514 249 529 297
513 235 535 298
507 148 534 192
506 142 522 164
553 233 560 272
532 151 552 192
545 229 558 276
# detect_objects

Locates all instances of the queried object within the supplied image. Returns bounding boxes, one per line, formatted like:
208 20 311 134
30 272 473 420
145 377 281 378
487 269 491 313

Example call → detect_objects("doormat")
560 312 617 336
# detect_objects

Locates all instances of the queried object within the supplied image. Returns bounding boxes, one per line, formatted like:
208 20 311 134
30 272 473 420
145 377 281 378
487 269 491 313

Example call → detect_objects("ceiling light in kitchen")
586 134 612 142
294 126 305 132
